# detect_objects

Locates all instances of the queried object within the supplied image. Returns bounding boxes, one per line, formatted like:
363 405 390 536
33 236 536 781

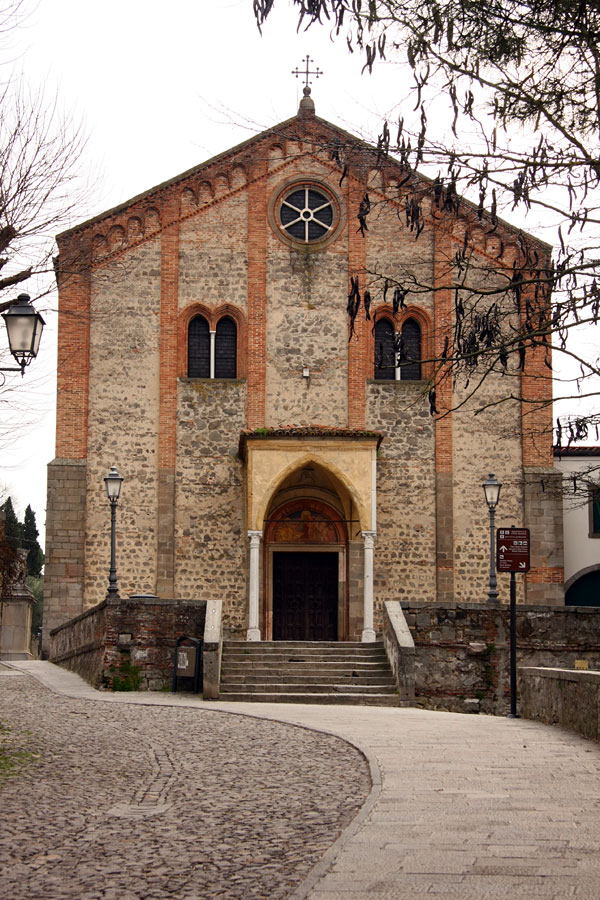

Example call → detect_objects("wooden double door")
272 551 338 641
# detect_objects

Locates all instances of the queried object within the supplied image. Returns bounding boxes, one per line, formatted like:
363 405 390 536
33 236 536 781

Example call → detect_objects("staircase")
218 640 405 706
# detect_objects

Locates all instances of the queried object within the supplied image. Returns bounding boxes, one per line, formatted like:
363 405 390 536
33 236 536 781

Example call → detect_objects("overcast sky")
0 0 591 539
2 0 408 533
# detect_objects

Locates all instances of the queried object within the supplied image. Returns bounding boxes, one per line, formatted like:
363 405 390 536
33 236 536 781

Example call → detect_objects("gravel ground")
0 667 370 900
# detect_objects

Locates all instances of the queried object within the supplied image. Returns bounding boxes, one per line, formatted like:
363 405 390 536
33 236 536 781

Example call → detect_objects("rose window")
278 186 335 243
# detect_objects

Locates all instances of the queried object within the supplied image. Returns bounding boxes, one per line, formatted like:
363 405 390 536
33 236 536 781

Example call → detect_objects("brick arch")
177 302 247 378
370 303 433 380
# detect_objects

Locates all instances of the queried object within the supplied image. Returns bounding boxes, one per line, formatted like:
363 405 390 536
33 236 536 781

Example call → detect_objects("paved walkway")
2 661 600 899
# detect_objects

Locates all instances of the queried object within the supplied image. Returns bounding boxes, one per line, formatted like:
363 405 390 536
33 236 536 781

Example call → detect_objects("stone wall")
401 601 600 714
85 239 162 606
43 459 87 644
175 379 247 634
367 382 436 619
519 667 600 740
50 595 206 690
265 158 349 429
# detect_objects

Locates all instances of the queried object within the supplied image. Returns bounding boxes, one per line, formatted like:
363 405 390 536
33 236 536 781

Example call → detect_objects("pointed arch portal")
239 428 382 641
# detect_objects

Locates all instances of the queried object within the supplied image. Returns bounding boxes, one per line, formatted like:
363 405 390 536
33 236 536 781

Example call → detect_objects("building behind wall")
43 90 565 650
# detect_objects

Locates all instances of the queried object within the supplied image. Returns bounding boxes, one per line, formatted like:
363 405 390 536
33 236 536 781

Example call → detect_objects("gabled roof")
58 101 551 256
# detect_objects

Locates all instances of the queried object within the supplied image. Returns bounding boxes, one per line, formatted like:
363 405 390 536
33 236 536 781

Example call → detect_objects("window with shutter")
215 316 237 379
188 315 210 378
374 319 395 380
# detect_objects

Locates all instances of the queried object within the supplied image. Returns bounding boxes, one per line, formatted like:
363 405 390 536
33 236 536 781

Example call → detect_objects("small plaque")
574 659 589 670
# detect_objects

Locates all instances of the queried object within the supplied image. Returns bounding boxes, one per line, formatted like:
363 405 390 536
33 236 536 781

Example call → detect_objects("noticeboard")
497 527 530 572
177 646 197 677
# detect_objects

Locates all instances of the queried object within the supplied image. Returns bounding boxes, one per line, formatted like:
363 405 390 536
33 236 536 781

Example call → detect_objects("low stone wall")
382 601 415 700
401 602 600 715
49 595 206 690
519 667 600 740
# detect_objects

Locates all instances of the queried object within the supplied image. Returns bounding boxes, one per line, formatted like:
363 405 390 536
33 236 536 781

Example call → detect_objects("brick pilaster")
433 223 455 602
157 194 180 597
55 233 91 459
520 284 564 602
247 158 268 427
347 173 368 428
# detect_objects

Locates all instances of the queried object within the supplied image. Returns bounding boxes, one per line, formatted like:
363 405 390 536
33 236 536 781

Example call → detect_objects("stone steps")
219 640 402 706
219 692 406 706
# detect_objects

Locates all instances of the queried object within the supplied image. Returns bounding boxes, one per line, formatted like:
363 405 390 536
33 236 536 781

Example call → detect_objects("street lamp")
104 466 123 600
1 293 45 375
483 473 502 603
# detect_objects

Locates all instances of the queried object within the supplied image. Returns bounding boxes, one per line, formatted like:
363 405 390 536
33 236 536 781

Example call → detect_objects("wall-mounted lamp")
1 293 45 376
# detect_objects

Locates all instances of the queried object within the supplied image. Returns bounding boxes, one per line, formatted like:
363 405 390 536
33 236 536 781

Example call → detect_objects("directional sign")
497 527 530 573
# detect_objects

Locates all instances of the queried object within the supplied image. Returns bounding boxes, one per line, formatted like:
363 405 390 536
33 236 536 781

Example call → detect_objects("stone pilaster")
43 459 87 649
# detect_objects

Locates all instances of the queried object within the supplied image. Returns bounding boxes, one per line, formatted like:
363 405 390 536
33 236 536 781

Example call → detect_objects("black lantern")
104 466 123 600
2 294 45 374
483 473 502 602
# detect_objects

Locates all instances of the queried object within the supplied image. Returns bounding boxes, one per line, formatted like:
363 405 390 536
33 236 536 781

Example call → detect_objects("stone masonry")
45 95 564 655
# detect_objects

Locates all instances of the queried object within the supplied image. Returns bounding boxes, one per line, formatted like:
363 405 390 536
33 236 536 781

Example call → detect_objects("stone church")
44 86 564 660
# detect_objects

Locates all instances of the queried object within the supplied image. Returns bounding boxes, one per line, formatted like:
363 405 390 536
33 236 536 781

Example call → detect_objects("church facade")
44 91 564 648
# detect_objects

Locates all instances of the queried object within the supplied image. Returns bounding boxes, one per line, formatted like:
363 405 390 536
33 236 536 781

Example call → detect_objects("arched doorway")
264 496 348 641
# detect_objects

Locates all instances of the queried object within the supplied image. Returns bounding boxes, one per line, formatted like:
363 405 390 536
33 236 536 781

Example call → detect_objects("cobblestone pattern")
0 670 370 900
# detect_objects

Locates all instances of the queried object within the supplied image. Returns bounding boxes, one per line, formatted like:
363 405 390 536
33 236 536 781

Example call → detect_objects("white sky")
0 0 595 539
2 0 406 535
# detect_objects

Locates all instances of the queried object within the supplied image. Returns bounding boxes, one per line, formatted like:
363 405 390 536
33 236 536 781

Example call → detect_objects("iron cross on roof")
292 55 323 88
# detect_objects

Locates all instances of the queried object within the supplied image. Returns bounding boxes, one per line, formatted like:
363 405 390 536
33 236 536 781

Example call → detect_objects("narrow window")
399 318 422 380
188 315 210 378
215 316 237 379
374 319 395 380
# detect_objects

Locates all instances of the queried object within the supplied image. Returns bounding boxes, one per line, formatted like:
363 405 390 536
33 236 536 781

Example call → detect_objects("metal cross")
292 55 323 88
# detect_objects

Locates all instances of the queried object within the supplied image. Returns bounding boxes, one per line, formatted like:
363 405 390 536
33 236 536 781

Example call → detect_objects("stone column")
209 330 216 379
247 530 262 641
361 530 377 642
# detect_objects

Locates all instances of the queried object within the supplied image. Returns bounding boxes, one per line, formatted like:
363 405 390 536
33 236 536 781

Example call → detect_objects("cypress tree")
23 504 44 578
2 497 23 550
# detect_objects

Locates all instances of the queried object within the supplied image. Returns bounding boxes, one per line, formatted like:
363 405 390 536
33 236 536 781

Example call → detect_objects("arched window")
187 313 238 379
215 316 237 379
374 317 423 381
373 319 395 380
399 319 422 380
188 315 210 378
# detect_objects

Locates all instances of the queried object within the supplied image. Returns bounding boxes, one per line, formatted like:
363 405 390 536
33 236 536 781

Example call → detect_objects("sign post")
497 527 530 718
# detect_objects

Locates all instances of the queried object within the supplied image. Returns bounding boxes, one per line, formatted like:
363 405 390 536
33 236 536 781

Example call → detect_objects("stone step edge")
217 692 408 706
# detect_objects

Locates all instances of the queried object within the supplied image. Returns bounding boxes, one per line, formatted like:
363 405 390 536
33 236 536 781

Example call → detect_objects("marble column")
246 530 262 641
361 530 377 642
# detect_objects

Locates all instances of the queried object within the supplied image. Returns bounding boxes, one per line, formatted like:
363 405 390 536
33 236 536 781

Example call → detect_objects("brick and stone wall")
519 667 600 740
50 595 206 690
400 601 600 714
44 104 564 651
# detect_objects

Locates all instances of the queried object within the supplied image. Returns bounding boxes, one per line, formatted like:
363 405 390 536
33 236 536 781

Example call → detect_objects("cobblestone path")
0 668 370 900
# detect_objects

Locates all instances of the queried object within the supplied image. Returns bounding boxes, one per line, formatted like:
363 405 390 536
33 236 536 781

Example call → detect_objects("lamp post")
104 466 123 601
1 293 45 375
483 473 502 603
